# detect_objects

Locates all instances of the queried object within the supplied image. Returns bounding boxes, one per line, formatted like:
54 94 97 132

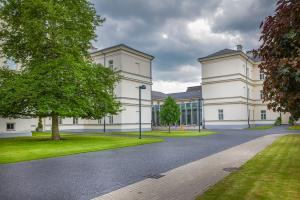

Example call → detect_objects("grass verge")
196 134 300 200
109 130 218 137
0 132 163 164
289 126 300 130
245 125 273 130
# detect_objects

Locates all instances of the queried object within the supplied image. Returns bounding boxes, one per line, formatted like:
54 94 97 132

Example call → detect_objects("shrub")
289 116 295 125
274 116 282 126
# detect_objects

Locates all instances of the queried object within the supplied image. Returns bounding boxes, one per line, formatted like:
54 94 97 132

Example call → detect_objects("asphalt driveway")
0 126 296 200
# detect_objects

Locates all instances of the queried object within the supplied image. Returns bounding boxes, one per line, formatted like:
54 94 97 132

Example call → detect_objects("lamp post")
139 85 146 139
202 98 205 129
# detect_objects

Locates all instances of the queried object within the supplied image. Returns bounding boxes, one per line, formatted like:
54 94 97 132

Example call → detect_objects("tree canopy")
160 96 181 133
256 0 300 119
0 0 121 140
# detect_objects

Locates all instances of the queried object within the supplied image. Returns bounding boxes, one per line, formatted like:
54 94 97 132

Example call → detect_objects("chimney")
236 44 243 51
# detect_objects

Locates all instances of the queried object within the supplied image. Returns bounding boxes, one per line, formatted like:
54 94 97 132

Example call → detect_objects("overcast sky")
91 0 277 93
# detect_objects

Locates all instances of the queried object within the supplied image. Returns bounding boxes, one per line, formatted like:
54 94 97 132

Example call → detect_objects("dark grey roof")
152 91 167 99
91 44 155 60
198 48 262 62
186 85 201 92
152 85 202 100
198 49 239 61
168 90 202 100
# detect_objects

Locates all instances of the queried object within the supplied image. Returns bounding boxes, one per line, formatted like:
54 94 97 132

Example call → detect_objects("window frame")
73 117 78 125
260 110 266 120
218 109 224 120
6 123 15 131
108 60 114 69
259 70 265 80
260 90 264 100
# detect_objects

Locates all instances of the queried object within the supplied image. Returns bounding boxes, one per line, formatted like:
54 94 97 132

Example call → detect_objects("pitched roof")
198 48 262 62
168 90 202 100
186 85 202 92
198 49 239 61
152 86 202 100
152 91 167 99
91 44 155 60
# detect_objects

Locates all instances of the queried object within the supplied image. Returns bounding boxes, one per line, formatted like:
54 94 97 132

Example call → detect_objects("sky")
91 0 277 93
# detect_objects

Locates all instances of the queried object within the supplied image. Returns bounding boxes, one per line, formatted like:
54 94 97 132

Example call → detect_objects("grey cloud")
91 0 276 86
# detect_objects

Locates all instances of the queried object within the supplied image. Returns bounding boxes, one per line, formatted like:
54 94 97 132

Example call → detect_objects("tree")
160 96 181 133
0 0 121 140
255 0 300 120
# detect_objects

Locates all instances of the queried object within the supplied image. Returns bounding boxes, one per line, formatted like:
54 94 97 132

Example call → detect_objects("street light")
202 98 205 129
139 85 146 139
198 98 201 132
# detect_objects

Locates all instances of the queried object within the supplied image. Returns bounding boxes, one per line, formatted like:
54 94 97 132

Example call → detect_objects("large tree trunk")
51 114 60 140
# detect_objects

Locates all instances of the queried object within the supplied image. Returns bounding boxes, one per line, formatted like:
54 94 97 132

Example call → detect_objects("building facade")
0 44 154 135
198 45 290 129
152 86 202 129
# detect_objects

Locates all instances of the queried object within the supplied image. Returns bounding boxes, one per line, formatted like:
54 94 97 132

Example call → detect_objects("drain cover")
146 174 165 179
223 167 240 172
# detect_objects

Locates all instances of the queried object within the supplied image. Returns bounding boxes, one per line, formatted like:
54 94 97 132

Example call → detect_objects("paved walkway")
92 134 284 200
0 126 298 200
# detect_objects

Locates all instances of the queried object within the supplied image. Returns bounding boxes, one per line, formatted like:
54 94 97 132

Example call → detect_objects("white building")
198 45 290 129
0 44 154 136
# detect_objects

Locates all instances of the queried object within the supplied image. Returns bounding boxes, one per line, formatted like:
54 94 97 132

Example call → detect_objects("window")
261 110 266 120
136 62 141 74
58 118 62 124
98 119 102 124
109 116 113 124
218 109 224 120
260 90 264 100
73 117 78 125
6 123 15 131
260 70 265 80
108 60 113 69
246 67 249 77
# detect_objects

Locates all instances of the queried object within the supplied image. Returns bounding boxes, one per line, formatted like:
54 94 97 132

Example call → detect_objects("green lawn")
0 132 163 164
289 126 300 130
245 125 273 130
109 130 218 137
197 134 300 200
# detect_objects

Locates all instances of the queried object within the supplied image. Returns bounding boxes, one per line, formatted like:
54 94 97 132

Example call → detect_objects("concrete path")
93 134 284 200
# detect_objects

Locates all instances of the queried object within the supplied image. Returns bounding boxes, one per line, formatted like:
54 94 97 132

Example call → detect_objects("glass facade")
152 100 202 126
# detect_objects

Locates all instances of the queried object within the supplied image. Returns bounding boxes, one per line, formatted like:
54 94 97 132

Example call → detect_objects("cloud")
91 0 277 92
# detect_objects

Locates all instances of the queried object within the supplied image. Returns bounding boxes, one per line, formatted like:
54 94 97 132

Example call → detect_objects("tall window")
73 117 78 125
108 60 113 69
218 109 224 120
6 123 15 131
58 117 62 124
260 70 265 80
261 110 266 120
260 90 264 100
246 67 249 77
109 116 113 124
98 119 102 124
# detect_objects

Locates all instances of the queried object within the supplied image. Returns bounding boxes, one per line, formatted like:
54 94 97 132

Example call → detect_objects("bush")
274 116 282 126
36 116 43 131
289 116 295 125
